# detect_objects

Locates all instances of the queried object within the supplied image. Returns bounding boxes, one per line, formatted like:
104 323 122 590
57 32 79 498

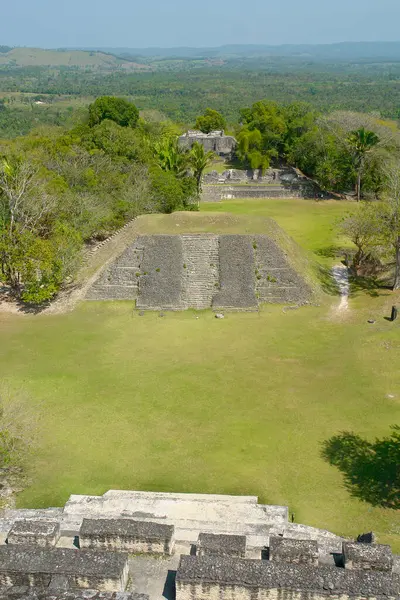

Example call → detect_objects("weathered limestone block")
7 520 61 548
0 547 129 592
343 541 393 572
0 589 148 600
269 536 318 566
175 555 400 600
79 519 175 555
197 533 246 558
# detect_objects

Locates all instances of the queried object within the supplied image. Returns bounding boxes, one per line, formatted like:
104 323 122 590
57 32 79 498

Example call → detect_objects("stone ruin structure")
0 490 398 599
202 167 323 201
178 130 237 157
86 234 311 308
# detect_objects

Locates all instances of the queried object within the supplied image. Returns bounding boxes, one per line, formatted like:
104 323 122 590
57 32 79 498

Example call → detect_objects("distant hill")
81 41 400 62
0 47 150 70
2 42 400 71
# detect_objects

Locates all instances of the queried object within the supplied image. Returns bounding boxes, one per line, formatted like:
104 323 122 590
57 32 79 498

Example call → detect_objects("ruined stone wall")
176 555 400 600
176 581 396 600
0 490 399 600
179 131 237 156
201 185 303 202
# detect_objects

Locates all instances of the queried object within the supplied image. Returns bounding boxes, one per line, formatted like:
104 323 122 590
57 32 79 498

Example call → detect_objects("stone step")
181 234 219 310
61 491 289 549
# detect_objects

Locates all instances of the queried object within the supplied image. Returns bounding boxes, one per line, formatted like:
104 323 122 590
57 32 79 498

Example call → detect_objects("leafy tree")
188 142 214 194
237 128 272 171
88 96 139 129
149 167 197 214
154 136 189 178
240 101 287 159
377 166 400 289
340 165 400 288
0 228 57 302
0 155 82 302
339 204 382 273
347 128 380 201
281 102 316 156
84 120 147 161
195 109 226 134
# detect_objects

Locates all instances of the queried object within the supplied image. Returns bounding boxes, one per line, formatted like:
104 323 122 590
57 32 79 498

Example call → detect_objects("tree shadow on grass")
349 275 390 298
321 427 400 509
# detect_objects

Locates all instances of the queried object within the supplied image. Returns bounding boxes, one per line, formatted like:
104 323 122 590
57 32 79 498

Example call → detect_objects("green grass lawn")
202 198 354 266
1 198 399 550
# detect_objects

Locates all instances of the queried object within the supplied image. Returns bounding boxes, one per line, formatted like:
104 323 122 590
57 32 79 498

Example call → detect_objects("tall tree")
348 128 380 201
379 166 400 289
189 142 214 196
88 96 139 129
195 109 226 134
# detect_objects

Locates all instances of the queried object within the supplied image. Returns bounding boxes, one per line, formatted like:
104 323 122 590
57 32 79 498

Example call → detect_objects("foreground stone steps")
58 491 289 547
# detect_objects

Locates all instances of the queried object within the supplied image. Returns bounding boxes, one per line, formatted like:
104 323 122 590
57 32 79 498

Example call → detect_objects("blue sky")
1 0 399 48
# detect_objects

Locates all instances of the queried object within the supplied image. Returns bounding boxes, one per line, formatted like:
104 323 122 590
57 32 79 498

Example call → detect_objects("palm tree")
348 128 380 201
189 142 215 196
154 137 189 178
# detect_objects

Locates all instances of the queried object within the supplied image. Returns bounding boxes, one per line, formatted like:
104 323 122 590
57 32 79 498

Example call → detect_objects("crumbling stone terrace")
0 490 398 600
0 547 129 592
8 520 61 548
176 555 400 600
196 533 246 558
79 519 175 555
0 590 147 600
343 542 393 572
269 536 319 566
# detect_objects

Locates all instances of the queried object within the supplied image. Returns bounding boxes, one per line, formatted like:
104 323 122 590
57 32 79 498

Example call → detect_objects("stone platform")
0 490 398 600
86 234 311 308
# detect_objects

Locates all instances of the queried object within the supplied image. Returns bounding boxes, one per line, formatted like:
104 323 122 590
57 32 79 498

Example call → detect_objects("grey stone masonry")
178 131 237 157
197 533 246 558
0 589 148 600
254 234 311 305
201 184 303 202
7 519 61 548
136 235 184 310
59 490 291 550
213 235 257 310
79 519 175 555
175 555 400 600
0 547 129 592
269 536 319 566
180 235 219 309
343 542 393 572
86 243 143 301
85 233 312 308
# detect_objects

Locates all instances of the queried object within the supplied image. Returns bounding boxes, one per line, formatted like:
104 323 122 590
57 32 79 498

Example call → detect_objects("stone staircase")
60 491 288 549
0 490 345 558
181 235 219 309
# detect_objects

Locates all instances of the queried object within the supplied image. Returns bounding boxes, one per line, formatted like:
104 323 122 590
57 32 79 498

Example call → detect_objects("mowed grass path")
0 199 399 549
